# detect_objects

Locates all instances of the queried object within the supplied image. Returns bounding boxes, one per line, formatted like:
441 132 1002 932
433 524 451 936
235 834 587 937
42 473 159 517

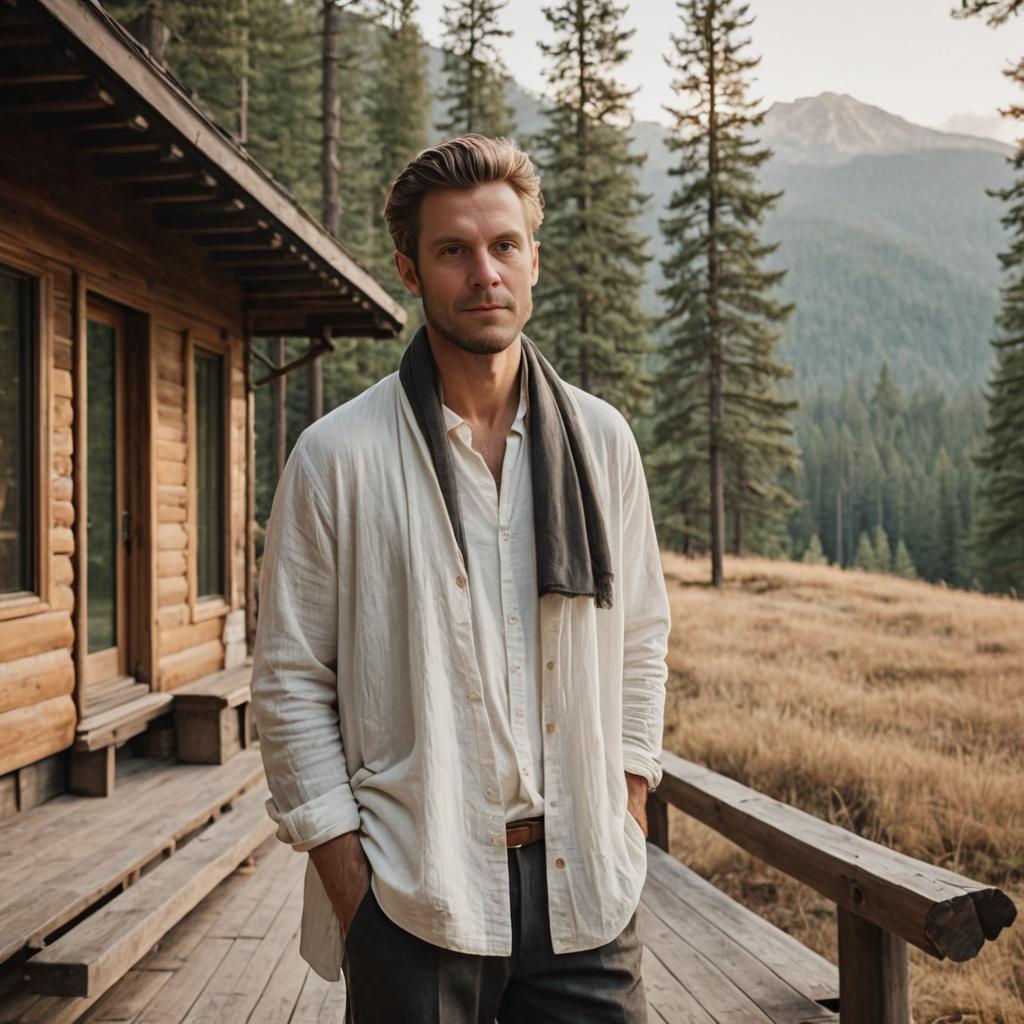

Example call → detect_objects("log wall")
0 119 251 784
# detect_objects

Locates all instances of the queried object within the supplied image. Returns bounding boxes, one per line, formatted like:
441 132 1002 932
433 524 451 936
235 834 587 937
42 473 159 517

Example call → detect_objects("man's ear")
531 240 540 286
394 250 422 298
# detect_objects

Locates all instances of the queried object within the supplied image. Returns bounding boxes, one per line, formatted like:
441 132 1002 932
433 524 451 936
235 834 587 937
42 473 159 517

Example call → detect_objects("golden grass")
658 553 1024 1023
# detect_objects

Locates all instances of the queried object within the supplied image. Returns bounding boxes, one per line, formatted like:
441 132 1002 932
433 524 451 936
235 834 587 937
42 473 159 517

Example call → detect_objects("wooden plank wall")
0 120 251 786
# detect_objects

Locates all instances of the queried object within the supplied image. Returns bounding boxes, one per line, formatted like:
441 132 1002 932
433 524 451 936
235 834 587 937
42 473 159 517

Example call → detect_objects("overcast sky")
414 0 1023 144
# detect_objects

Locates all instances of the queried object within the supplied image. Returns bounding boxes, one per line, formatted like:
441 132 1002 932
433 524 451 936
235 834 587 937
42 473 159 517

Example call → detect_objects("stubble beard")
421 288 531 358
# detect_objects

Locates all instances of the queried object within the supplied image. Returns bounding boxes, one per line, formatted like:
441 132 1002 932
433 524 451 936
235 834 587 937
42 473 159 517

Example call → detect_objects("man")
250 133 671 1023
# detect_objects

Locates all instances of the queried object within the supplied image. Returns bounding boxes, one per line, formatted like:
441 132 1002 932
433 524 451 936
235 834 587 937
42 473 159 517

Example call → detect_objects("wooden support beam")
209 251 305 267
0 30 50 48
68 745 115 798
193 231 283 251
0 82 115 113
129 174 219 202
0 70 88 85
35 109 149 132
837 907 910 1024
646 791 670 853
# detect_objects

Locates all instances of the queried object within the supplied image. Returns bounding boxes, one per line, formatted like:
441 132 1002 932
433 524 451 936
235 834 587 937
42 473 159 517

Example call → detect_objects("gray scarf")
399 323 614 609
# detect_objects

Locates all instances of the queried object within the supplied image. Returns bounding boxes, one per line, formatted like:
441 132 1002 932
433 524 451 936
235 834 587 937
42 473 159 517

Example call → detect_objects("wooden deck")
3 830 840 1024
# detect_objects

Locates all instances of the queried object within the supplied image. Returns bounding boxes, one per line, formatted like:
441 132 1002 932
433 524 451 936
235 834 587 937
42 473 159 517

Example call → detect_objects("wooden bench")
172 664 256 765
70 692 174 797
643 751 1018 1023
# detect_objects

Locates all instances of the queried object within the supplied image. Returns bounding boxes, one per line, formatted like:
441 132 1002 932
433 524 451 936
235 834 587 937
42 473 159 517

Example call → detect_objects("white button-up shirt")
439 363 545 823
250 354 671 982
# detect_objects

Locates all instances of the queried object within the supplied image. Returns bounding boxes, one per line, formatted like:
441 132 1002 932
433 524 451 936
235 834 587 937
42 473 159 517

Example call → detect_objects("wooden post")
646 793 670 853
837 906 910 1023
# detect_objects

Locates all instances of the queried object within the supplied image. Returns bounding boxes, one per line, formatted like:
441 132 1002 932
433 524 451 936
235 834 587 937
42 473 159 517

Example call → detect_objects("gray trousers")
341 838 647 1023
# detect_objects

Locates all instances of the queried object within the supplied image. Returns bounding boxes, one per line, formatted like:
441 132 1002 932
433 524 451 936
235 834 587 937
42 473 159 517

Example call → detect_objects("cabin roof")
2 0 407 340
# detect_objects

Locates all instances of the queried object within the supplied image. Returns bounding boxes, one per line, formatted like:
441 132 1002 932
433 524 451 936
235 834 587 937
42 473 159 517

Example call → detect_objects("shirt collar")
440 348 529 437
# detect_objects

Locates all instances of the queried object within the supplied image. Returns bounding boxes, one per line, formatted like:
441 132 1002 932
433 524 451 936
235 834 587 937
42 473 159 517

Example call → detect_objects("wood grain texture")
655 750 1018 961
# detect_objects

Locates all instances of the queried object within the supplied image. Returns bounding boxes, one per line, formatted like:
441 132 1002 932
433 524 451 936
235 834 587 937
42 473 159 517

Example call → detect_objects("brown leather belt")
505 816 544 848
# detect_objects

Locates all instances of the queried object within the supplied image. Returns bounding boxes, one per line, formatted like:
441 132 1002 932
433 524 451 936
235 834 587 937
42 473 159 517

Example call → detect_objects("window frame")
0 253 52 621
186 330 232 622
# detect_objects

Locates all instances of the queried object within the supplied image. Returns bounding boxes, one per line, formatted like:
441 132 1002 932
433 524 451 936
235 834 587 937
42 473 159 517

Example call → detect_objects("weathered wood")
644 843 839 1006
0 696 76 776
646 790 669 853
73 692 174 753
837 906 910 1024
26 784 274 997
0 748 266 965
68 746 115 798
655 750 1018 961
171 665 251 710
16 752 66 813
175 706 244 765
0 610 73 662
159 640 224 692
0 648 75 715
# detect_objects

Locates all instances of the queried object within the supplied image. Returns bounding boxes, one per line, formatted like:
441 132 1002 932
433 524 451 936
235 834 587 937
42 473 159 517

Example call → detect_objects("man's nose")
467 248 501 288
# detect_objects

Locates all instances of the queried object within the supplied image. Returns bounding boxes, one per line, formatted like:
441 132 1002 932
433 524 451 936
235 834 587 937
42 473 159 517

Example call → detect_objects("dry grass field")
658 552 1024 1023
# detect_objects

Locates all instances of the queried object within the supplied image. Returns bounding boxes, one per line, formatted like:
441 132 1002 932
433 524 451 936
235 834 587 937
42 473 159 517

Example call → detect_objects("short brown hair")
383 134 544 266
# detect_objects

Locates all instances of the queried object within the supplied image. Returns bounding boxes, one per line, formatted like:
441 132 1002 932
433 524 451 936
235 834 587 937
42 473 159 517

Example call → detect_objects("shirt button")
502 529 510 541
546 660 555 670
491 835 505 845
507 614 518 624
511 663 520 673
455 575 467 589
467 692 481 702
555 857 565 869
521 766 530 775
546 723 556 733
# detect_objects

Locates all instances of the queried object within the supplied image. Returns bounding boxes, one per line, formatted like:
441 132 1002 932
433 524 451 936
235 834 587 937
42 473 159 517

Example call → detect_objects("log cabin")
0 0 405 804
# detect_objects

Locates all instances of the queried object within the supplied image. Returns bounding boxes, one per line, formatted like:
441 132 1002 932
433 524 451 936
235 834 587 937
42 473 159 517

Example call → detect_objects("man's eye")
496 242 514 252
443 246 462 256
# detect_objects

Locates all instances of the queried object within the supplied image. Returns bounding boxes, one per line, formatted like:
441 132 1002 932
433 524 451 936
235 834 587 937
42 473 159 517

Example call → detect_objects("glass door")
84 301 129 689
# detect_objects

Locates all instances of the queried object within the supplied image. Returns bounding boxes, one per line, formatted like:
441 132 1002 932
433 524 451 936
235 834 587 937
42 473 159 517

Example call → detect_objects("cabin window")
0 267 36 596
194 348 225 599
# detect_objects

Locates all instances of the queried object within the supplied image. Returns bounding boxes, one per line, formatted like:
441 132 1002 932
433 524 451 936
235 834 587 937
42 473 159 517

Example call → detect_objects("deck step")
0 747 266 965
74 692 174 753
25 783 274 998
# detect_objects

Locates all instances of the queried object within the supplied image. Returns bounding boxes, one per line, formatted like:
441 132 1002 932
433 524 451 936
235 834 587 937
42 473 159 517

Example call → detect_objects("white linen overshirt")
250 355 671 982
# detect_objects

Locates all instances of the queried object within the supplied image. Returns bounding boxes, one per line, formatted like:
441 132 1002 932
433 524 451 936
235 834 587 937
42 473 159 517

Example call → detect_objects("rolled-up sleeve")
618 428 671 792
250 436 360 852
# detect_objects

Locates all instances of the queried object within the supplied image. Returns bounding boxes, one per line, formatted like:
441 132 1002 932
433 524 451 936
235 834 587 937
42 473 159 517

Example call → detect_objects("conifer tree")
894 538 917 580
801 534 827 565
853 531 877 572
528 0 653 418
437 0 515 137
872 523 893 572
652 0 797 586
957 0 1024 593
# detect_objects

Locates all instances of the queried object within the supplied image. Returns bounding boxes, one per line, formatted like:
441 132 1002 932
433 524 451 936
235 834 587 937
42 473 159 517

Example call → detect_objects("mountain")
759 91 1009 166
426 60 1017 396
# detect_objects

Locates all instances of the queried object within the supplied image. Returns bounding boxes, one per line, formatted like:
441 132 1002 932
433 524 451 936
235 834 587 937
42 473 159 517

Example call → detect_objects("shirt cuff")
264 781 362 853
622 747 663 793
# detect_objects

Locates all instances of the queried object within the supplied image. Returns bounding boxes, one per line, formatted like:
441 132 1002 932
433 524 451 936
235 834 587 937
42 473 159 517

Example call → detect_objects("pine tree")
801 534 827 565
957 0 1024 594
528 0 653 419
652 0 798 586
872 523 893 573
437 0 515 137
893 538 917 579
853 531 877 572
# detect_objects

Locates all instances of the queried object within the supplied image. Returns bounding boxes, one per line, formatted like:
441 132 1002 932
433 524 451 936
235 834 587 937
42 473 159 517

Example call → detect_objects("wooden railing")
645 750 1018 1024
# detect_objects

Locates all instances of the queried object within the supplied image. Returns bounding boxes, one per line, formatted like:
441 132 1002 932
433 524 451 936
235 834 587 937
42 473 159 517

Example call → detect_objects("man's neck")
426 322 522 432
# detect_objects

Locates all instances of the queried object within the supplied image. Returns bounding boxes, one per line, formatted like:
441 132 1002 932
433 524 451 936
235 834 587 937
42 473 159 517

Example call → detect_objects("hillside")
659 552 1024 1022
438 61 1018 394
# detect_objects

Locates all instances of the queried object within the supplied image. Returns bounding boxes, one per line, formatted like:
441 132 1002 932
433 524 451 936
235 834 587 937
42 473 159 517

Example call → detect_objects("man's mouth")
465 305 505 312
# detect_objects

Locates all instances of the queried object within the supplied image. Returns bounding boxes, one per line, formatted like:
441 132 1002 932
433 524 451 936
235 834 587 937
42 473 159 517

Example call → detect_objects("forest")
103 0 1024 596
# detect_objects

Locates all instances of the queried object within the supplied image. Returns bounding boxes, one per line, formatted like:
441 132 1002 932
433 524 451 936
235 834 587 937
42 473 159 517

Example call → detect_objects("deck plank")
641 866 835 1022
645 844 839 1005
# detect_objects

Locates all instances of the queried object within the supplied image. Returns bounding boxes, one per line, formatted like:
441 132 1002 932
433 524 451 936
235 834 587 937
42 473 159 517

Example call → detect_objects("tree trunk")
272 338 287 485
706 10 725 588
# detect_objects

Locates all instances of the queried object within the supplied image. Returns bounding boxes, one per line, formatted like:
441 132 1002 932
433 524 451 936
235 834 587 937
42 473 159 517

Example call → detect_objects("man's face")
394 181 540 356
